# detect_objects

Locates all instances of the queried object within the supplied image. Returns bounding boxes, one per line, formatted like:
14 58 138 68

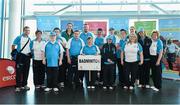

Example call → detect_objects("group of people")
12 23 166 93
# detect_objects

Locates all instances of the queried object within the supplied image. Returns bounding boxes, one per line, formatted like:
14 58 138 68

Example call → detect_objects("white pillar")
8 0 22 58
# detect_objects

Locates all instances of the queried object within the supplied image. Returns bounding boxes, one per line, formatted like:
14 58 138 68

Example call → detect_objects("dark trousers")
103 64 114 87
124 61 138 87
117 58 125 86
150 55 162 89
113 63 117 84
46 67 59 88
58 57 68 83
167 53 176 70
67 58 79 86
84 71 97 86
139 60 150 85
15 55 30 87
32 60 45 86
79 71 85 82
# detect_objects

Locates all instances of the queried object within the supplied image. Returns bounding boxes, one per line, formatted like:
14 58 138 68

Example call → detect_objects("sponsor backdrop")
159 18 180 40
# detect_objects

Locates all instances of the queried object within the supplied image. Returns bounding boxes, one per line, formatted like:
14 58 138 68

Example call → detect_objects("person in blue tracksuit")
149 30 163 92
80 24 95 45
121 34 143 90
53 27 67 88
117 29 128 87
137 28 152 88
31 30 46 89
11 26 33 92
81 36 100 89
66 30 85 88
102 36 117 90
94 28 104 84
42 32 64 92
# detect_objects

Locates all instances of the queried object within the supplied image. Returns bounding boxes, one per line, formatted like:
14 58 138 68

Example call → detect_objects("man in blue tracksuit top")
42 32 64 92
66 30 85 88
12 26 33 92
80 36 100 89
80 24 95 45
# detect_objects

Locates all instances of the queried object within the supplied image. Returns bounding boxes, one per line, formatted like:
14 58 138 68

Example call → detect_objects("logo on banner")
6 66 15 74
2 66 16 82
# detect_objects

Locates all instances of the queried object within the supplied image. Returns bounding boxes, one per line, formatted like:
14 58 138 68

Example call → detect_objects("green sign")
134 21 156 36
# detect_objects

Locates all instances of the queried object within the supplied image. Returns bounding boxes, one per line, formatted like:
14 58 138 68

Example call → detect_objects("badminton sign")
78 55 101 71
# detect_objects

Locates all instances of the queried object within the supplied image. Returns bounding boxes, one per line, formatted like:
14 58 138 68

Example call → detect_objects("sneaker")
103 86 107 90
53 88 59 92
21 86 30 90
123 86 128 89
129 86 134 90
91 86 95 89
145 85 150 88
40 85 46 88
138 85 142 88
87 86 91 89
136 80 139 85
44 88 52 92
15 87 21 92
60 82 64 88
109 86 114 90
151 86 155 89
152 87 159 92
35 85 40 89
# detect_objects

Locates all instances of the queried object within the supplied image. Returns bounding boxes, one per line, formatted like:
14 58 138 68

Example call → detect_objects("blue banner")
60 20 83 31
159 18 180 40
109 18 129 31
36 16 60 31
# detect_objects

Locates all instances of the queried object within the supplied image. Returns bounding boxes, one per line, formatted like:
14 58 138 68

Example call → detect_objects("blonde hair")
128 34 138 43
151 30 160 37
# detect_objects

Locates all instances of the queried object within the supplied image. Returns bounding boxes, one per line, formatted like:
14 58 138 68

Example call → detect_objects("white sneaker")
109 86 114 90
151 86 155 89
15 87 21 92
138 85 142 88
87 86 91 89
60 82 64 88
40 85 46 88
44 88 52 92
35 85 40 89
123 86 128 89
152 87 159 92
145 85 150 88
21 86 30 90
129 86 134 90
103 86 107 90
91 86 95 89
53 88 59 92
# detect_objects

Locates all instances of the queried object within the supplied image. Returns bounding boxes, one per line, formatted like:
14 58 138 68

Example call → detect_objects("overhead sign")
78 55 101 71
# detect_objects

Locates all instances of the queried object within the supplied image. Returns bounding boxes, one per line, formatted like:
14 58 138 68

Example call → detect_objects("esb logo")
2 66 16 81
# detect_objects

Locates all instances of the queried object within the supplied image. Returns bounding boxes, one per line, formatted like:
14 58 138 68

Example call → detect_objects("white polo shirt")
32 40 46 60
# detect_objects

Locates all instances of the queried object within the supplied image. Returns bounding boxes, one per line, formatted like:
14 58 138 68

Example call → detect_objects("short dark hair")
120 29 127 33
67 22 73 26
87 36 93 40
74 30 80 32
53 27 61 32
97 28 103 31
35 30 42 35
23 26 30 31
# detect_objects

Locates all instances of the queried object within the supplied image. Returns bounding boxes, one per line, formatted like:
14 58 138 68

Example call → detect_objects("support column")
8 0 22 58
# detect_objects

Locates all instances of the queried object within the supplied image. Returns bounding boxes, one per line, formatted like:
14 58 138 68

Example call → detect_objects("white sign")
78 55 101 71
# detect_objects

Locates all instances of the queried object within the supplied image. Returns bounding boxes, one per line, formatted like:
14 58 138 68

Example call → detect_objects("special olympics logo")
6 66 15 74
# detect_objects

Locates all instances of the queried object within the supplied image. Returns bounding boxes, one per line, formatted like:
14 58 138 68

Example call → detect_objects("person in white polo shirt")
31 30 46 89
121 34 143 90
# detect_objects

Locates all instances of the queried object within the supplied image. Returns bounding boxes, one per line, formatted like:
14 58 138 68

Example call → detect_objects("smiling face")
152 32 158 41
87 38 93 46
84 24 89 32
74 31 80 38
36 32 42 39
67 23 73 30
121 31 126 38
129 35 137 43
23 27 30 36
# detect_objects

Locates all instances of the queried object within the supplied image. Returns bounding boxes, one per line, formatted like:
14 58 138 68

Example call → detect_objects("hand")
42 59 46 65
59 60 62 66
107 59 113 63
156 61 160 66
121 61 124 65
139 61 143 65
67 58 71 64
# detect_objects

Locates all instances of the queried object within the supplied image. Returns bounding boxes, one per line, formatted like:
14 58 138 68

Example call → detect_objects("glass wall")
0 0 4 57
